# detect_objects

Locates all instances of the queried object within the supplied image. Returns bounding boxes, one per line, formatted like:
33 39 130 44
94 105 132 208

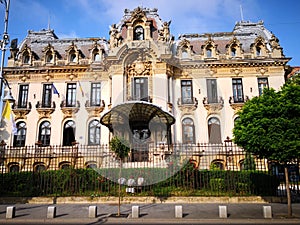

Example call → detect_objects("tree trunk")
284 166 292 217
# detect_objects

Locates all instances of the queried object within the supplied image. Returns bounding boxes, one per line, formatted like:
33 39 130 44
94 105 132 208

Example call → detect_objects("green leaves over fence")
0 166 280 197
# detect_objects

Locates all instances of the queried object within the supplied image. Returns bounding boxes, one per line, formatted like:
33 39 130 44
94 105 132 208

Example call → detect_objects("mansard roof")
177 20 274 55
18 29 109 61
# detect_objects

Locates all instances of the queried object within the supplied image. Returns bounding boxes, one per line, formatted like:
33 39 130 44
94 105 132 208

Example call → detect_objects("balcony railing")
12 101 32 118
203 96 224 112
127 96 152 103
229 95 249 110
85 99 105 115
60 100 80 116
177 97 198 111
35 101 56 117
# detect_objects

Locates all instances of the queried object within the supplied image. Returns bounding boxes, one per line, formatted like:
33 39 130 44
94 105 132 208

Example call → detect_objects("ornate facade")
0 7 290 172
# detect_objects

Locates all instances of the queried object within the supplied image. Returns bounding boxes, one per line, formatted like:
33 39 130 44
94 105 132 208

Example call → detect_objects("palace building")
0 7 290 172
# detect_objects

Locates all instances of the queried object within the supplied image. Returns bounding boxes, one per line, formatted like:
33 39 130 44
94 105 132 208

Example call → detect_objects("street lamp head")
2 88 15 103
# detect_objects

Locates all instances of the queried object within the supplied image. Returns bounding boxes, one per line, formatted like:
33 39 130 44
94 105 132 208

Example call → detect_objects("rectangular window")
90 83 101 106
42 84 52 108
18 84 29 108
181 80 193 104
66 83 77 107
206 79 218 103
232 78 244 103
258 78 269 96
133 77 148 101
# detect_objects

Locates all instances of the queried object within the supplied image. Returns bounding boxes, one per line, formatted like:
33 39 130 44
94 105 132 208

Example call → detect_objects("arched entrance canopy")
100 101 175 132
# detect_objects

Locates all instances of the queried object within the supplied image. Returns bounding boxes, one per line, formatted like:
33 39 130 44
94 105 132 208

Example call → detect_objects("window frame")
88 119 101 145
181 80 193 104
232 78 244 103
18 84 29 108
13 121 27 147
257 77 269 96
182 118 195 144
42 83 52 108
38 121 51 147
132 77 149 101
206 79 218 103
66 83 77 107
90 82 101 106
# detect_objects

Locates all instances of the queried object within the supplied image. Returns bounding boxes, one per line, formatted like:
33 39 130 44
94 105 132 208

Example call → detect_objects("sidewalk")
0 203 300 224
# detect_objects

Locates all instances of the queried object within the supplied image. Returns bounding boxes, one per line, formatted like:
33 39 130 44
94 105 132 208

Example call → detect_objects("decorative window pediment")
202 38 217 59
226 37 242 58
251 36 268 57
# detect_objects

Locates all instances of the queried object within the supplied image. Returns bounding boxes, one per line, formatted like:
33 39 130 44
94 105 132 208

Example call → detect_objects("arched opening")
134 26 144 40
13 121 26 147
88 119 101 145
63 120 76 146
208 117 222 144
38 121 51 146
182 118 195 144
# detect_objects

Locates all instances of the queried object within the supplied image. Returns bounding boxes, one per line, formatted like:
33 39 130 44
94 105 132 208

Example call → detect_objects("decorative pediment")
129 7 147 22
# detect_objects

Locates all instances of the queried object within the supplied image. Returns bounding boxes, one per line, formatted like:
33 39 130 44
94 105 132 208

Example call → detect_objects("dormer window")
23 52 30 64
94 53 100 61
134 26 144 40
46 52 53 63
231 48 236 57
69 50 77 63
206 48 212 58
92 49 102 62
182 49 189 59
256 46 261 56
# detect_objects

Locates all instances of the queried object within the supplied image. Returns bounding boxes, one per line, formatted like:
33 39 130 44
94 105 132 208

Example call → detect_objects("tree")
233 75 300 217
109 136 130 216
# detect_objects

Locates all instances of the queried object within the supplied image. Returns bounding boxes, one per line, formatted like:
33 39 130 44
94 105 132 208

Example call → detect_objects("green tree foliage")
109 136 130 160
233 74 300 216
233 78 300 163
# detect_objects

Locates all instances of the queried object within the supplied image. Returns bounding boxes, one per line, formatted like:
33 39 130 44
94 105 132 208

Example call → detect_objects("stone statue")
109 24 122 48
158 20 171 42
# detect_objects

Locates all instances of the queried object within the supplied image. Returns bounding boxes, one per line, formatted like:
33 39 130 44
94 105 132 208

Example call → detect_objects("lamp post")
0 0 14 129
0 0 11 99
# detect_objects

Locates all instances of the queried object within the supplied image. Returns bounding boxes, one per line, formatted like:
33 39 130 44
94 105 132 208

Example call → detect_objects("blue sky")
1 0 299 65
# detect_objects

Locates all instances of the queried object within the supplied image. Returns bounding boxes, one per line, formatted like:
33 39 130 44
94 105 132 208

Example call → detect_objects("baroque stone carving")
126 61 152 76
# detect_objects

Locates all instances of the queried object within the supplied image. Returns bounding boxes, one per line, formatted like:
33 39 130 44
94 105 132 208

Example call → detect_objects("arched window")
63 120 75 146
94 53 100 61
182 118 195 144
38 121 51 146
211 160 224 170
134 26 144 40
23 51 30 64
9 163 20 173
88 119 101 145
208 117 222 144
59 162 71 169
206 48 212 58
256 46 261 56
231 47 236 57
182 49 189 59
13 121 26 147
46 52 53 63
34 163 46 172
69 50 77 62
86 162 97 169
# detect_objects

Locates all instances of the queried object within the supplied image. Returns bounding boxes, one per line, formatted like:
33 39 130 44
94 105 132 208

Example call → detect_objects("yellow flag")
2 101 11 120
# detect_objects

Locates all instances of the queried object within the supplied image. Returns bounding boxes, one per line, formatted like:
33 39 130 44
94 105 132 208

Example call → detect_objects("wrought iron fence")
0 141 299 200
